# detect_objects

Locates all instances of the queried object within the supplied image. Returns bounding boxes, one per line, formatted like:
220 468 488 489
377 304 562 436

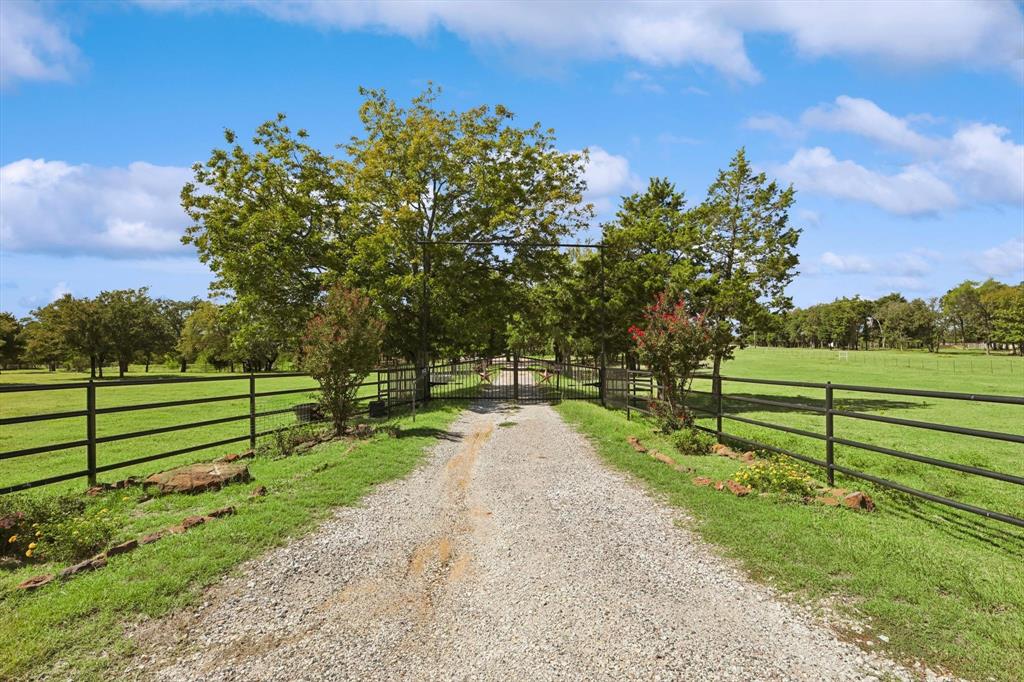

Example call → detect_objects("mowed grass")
0 366 391 495
558 347 1024 681
0 400 464 681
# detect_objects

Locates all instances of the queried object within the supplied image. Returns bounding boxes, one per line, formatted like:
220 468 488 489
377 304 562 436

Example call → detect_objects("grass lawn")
556 346 1023 681
0 367 391 495
0 400 463 681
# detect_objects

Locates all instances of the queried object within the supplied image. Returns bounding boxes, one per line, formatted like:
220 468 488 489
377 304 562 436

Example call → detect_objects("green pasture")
0 367 388 495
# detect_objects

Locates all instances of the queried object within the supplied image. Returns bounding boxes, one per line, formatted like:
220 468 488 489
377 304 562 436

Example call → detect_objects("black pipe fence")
624 370 1024 529
0 368 414 495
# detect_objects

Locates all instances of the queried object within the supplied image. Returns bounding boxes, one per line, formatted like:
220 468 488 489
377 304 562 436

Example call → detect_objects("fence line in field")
622 370 1024 528
0 368 413 495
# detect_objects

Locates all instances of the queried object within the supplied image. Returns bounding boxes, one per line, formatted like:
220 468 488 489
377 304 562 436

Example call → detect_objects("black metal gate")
426 355 603 403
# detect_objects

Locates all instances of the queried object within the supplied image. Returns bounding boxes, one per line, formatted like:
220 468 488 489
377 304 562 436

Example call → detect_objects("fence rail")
624 370 1024 528
0 369 409 495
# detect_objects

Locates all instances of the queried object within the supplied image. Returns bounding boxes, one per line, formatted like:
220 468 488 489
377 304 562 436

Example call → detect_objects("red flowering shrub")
301 286 384 435
631 293 713 432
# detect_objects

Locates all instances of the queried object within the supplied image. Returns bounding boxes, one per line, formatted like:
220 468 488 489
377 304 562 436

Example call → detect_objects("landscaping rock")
815 495 841 506
17 574 54 590
139 530 166 545
60 556 106 578
725 480 752 497
842 491 875 511
181 515 207 529
350 423 374 439
692 476 715 487
222 450 255 463
206 506 236 519
0 511 24 529
144 462 251 494
627 436 647 453
250 485 268 497
105 539 138 557
649 450 677 468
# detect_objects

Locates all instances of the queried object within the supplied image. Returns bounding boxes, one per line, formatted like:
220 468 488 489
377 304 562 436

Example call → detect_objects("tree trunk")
180 357 187 372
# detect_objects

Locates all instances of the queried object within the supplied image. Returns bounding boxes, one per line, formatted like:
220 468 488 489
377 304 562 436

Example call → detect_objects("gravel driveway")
126 403 932 681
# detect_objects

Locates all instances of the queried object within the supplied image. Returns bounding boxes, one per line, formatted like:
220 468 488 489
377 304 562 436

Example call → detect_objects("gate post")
513 353 520 401
825 382 835 487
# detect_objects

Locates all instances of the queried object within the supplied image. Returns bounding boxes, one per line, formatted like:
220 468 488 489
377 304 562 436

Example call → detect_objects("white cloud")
970 236 1024 279
821 251 873 273
0 2 79 86
774 147 958 215
797 209 821 227
946 124 1024 204
754 97 1024 211
800 96 938 155
0 159 192 257
141 1 1023 83
577 146 642 214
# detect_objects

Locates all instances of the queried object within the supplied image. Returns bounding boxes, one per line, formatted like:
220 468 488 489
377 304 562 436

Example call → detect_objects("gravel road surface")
126 402 934 681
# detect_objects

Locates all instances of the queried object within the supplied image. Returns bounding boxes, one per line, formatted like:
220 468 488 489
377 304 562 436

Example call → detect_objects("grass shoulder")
554 400 1024 682
0 402 463 681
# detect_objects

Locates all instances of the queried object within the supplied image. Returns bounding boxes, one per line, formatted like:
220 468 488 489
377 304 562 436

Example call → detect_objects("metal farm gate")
425 355 605 403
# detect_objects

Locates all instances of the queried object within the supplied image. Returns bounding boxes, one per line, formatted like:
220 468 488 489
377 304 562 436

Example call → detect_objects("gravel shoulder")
125 402 935 681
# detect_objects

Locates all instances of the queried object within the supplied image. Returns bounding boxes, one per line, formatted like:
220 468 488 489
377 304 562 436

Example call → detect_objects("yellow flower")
28 542 37 549
7 535 16 544
25 549 33 558
35 531 42 537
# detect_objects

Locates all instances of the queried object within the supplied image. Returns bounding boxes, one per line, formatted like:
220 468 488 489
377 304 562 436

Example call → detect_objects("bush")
731 460 816 497
630 293 713 433
301 286 384 436
0 494 115 564
672 427 716 455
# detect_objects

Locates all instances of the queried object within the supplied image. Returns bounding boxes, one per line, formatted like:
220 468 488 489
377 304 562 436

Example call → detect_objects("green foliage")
671 427 715 455
183 87 590 361
300 286 384 434
630 293 713 432
691 148 801 371
0 493 115 564
731 460 816 496
0 312 23 369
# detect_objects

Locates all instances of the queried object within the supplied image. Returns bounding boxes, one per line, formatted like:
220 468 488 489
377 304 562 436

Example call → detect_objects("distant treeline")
757 279 1023 353
0 290 286 376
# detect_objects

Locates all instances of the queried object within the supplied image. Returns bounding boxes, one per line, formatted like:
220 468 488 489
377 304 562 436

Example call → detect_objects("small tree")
630 293 713 432
301 286 384 435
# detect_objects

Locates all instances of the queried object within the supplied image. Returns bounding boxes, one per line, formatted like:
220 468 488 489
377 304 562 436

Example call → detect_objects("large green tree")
183 87 590 362
691 149 801 375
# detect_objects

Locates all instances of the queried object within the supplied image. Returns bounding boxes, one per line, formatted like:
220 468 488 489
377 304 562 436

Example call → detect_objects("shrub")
672 427 716 455
0 494 115 564
630 293 712 433
301 286 384 436
731 460 816 497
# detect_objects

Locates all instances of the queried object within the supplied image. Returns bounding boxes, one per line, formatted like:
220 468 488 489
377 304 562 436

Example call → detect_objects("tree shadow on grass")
395 427 463 442
880 492 1024 558
686 392 925 417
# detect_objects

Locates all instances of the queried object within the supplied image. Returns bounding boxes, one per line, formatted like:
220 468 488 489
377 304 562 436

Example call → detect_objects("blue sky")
2 1 1022 318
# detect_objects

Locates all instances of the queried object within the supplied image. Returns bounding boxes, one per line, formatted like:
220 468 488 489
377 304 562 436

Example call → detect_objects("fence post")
825 381 835 487
626 371 632 421
86 381 97 487
513 353 520 401
713 374 723 443
248 373 256 450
